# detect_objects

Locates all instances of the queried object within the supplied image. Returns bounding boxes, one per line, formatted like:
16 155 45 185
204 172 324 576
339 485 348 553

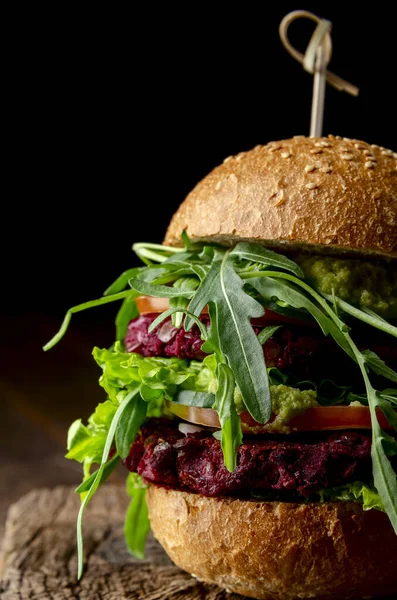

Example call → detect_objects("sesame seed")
236 153 245 161
341 153 354 160
367 156 377 162
363 149 371 155
320 166 332 173
371 144 380 149
223 156 232 163
365 161 375 169
393 153 397 159
343 137 351 142
269 146 280 153
335 135 342 140
254 145 261 150
354 143 365 149
272 189 286 206
293 135 305 139
305 182 318 190
281 151 291 159
305 164 316 173
310 148 323 154
381 149 393 156
215 180 222 190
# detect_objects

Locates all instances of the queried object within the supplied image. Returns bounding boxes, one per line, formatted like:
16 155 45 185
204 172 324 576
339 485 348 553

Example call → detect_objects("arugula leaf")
148 307 208 341
124 473 150 559
185 251 271 423
75 453 121 494
129 277 197 299
76 390 139 578
201 303 224 359
170 277 200 326
183 250 225 331
247 275 355 362
115 392 147 459
257 325 282 346
377 398 397 433
231 242 304 278
380 389 397 406
104 268 143 296
43 290 132 351
267 367 289 385
316 379 352 405
115 292 139 341
213 363 242 471
362 350 397 383
132 242 186 264
322 293 397 339
246 272 358 359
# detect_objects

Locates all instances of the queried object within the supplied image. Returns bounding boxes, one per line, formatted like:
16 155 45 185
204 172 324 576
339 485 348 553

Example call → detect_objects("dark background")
4 3 396 317
1 4 396 535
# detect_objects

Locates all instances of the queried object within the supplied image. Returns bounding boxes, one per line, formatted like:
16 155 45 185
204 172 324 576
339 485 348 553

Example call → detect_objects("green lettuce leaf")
66 399 117 464
315 481 384 512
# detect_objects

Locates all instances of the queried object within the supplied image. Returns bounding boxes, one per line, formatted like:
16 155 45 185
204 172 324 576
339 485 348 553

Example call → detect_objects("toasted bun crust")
147 485 397 600
164 136 397 259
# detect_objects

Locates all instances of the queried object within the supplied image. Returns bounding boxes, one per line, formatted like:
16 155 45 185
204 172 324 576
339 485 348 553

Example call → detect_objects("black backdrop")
4 3 396 318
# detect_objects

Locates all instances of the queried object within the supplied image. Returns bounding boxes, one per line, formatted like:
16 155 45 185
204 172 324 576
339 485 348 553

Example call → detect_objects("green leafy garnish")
115 392 147 459
44 236 397 576
43 290 132 351
184 251 271 423
315 481 384 511
75 390 139 579
75 454 120 494
213 362 243 471
230 242 304 278
257 325 282 346
124 473 150 559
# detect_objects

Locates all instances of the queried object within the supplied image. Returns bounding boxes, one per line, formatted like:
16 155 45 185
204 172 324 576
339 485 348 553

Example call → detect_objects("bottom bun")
146 485 397 600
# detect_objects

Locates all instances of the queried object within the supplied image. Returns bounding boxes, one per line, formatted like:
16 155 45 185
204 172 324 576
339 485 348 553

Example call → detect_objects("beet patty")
122 418 385 498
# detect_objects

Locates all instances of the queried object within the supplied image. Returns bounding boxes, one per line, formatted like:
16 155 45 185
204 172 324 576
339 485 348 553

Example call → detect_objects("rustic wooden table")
0 484 242 599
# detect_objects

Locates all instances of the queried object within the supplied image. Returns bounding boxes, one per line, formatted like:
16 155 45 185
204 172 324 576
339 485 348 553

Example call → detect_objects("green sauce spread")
297 255 397 319
268 385 318 432
234 384 318 433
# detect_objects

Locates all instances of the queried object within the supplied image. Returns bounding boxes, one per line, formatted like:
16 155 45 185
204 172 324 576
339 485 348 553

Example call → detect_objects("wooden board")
0 484 244 599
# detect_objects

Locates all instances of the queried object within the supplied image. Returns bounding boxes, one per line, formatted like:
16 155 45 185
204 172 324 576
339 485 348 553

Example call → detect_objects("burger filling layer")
124 418 386 501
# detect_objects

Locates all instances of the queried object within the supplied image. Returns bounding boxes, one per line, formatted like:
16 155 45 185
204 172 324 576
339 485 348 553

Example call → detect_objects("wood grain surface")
0 484 245 600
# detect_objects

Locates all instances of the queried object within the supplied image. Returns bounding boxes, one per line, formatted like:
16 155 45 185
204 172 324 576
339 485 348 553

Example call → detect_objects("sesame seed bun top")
164 135 397 259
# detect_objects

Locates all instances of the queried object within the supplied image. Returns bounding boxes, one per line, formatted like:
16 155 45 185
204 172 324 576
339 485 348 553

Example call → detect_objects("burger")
45 135 397 599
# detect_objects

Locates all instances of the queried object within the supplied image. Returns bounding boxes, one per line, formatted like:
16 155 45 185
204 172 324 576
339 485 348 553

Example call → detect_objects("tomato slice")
135 296 173 314
165 401 395 432
136 296 313 327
